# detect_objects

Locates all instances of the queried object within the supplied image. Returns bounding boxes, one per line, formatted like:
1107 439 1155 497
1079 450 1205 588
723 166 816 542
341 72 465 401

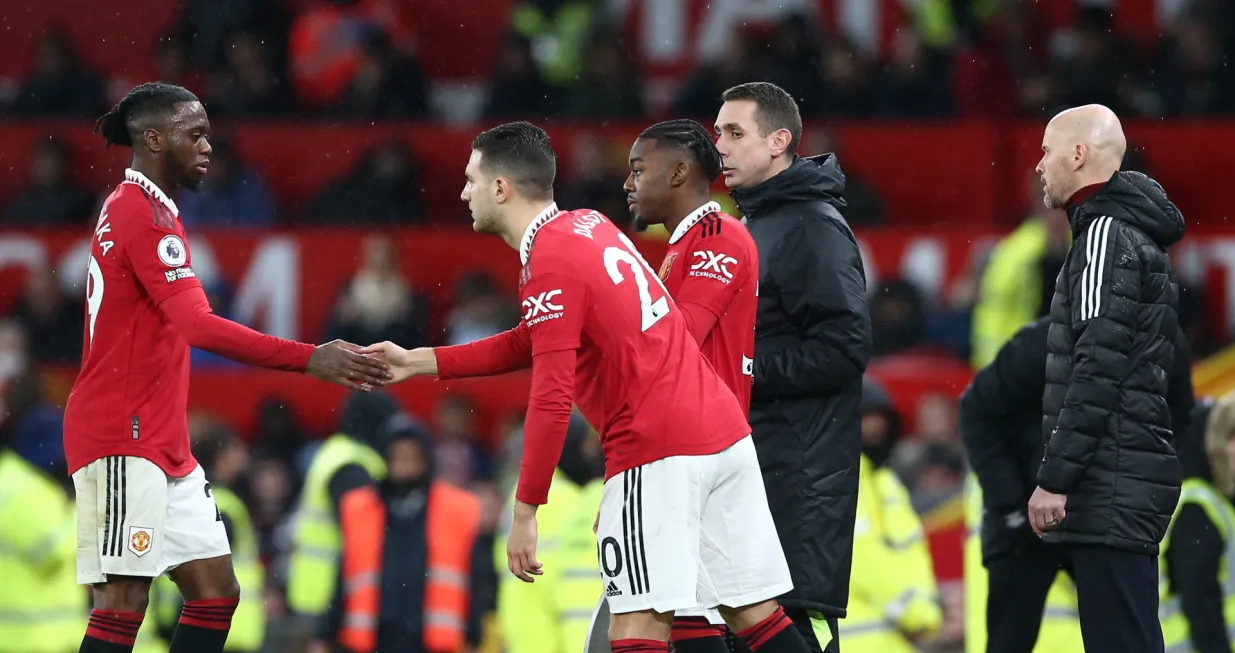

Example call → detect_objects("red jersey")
656 202 758 413
64 169 314 476
436 204 750 505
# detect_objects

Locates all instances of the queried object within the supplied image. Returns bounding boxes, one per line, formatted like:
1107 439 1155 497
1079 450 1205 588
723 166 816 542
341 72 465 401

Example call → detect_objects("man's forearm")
752 334 868 401
436 325 533 379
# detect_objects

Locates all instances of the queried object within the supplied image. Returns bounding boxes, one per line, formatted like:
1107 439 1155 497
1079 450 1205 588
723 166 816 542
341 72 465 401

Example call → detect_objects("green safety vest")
1160 478 1235 653
496 473 604 653
0 449 88 652
287 434 387 616
136 485 266 652
964 474 1084 653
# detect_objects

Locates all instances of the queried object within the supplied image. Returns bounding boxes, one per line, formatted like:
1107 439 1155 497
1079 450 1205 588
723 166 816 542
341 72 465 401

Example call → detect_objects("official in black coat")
716 82 872 653
1028 104 1187 653
959 316 1193 653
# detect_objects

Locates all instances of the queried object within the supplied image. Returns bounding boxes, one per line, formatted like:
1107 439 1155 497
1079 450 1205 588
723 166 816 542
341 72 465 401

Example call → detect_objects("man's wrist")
513 500 539 518
412 348 438 376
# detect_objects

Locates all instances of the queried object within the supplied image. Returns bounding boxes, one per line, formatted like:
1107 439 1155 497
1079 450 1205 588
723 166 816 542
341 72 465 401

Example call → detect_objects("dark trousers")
985 546 1073 653
1066 545 1163 653
784 608 839 653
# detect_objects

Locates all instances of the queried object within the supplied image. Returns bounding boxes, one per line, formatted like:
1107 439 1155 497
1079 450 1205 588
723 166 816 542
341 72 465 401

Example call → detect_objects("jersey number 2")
86 255 104 349
604 232 671 332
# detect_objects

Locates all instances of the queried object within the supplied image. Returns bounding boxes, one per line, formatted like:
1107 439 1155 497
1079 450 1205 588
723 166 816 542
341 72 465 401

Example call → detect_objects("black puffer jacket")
733 154 873 617
1039 170 1187 554
962 316 1193 563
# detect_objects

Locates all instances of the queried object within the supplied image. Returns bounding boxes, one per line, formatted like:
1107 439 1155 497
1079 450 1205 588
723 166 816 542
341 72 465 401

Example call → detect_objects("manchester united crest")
128 526 153 557
658 252 678 281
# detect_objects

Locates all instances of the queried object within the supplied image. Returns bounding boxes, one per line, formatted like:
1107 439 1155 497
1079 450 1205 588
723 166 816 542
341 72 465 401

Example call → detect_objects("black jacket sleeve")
1039 223 1139 494
752 218 872 401
1168 504 1231 652
467 532 498 645
1168 331 1195 444
959 320 1047 512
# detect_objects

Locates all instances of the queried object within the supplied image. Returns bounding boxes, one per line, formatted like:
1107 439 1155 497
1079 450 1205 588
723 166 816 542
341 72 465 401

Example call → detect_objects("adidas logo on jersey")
606 581 622 597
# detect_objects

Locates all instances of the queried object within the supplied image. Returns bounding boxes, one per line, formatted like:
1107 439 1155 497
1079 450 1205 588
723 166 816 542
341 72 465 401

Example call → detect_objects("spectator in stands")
482 35 559 120
1052 7 1139 115
0 321 28 387
9 30 106 117
336 31 429 119
869 279 928 357
765 14 823 106
251 397 311 475
177 136 277 228
444 271 519 346
554 135 628 221
565 30 645 119
11 265 83 364
174 0 287 73
801 34 873 118
970 172 1070 368
873 29 954 118
434 394 493 489
304 140 425 223
672 33 764 120
324 235 430 348
509 0 599 87
3 137 97 225
3 368 67 480
1154 6 1234 117
802 128 884 225
205 31 294 116
289 0 408 110
152 34 205 99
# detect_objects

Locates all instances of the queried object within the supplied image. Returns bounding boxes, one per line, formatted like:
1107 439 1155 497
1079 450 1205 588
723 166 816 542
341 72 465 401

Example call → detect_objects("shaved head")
1035 104 1127 209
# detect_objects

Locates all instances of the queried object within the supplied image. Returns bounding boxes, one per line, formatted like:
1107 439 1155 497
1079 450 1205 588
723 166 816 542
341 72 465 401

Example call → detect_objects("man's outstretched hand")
307 339 392 391
358 342 437 383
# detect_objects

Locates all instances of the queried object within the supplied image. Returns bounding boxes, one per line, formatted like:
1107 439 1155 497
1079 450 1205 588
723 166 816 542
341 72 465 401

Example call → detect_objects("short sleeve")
676 230 752 317
119 199 202 306
520 262 590 355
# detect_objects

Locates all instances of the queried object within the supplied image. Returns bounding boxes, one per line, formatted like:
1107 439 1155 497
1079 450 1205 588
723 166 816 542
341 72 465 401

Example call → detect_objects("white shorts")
596 435 793 615
72 456 230 584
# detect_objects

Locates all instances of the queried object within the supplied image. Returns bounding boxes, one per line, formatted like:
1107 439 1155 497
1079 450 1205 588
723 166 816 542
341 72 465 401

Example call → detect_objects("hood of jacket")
731 154 847 218
1070 171 1185 247
860 377 901 467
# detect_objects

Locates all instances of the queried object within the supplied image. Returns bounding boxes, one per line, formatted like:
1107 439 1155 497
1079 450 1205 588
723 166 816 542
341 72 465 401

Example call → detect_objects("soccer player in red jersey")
623 119 760 653
363 122 813 653
67 83 391 653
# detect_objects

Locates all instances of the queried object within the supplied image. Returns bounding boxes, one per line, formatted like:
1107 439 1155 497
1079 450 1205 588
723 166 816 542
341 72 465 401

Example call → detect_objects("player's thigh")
698 436 794 608
73 456 169 585
163 465 235 598
675 605 726 625
596 458 703 615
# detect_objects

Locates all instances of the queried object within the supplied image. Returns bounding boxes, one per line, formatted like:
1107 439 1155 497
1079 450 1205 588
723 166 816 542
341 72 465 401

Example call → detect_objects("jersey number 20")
604 232 671 332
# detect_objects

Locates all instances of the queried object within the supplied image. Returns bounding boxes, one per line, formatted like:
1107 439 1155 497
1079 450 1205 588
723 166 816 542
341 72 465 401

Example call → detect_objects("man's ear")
143 129 163 154
670 160 691 188
769 128 793 158
1072 143 1088 171
494 177 511 204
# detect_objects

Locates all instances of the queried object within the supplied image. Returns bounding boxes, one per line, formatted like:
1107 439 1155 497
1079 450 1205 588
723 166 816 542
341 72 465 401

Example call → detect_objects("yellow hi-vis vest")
287 434 387 616
1159 477 1235 653
833 455 942 652
496 473 603 653
138 485 266 652
0 449 87 653
964 474 1083 653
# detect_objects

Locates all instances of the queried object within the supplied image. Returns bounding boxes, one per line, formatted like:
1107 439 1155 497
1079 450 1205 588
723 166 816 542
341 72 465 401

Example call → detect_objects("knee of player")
95 579 153 613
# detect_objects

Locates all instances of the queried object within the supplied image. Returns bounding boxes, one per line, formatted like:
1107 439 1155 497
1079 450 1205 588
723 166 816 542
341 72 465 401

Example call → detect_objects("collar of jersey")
519 202 561 265
668 201 722 245
124 169 179 216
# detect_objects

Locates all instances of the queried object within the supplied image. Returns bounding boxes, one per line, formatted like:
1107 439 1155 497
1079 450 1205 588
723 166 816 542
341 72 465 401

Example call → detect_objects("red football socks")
671 616 729 652
80 609 144 652
167 597 238 653
611 639 669 653
735 606 811 652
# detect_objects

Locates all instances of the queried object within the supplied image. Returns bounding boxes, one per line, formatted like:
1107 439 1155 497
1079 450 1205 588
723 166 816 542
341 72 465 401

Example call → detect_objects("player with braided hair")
622 119 766 653
68 82 391 653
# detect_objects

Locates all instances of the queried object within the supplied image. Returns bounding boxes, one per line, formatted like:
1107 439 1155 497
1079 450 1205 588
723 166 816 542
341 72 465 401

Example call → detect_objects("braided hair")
93 82 199 148
638 119 723 182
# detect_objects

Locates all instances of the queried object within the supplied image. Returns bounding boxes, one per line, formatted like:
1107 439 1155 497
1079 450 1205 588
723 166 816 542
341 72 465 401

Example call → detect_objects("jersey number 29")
603 232 671 332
